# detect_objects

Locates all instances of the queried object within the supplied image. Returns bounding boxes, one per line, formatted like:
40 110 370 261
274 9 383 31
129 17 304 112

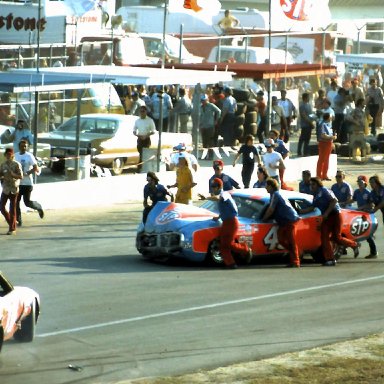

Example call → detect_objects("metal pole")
36 0 41 72
179 24 184 63
266 0 272 137
75 92 81 179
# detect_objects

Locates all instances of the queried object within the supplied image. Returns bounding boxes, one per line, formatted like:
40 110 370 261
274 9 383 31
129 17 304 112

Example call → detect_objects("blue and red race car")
136 189 378 265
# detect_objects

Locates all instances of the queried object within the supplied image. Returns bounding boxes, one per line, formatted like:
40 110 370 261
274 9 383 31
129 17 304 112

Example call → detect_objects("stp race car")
136 189 378 265
0 271 40 352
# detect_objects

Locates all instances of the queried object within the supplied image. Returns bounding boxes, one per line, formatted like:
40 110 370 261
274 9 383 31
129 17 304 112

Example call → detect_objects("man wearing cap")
209 159 240 195
143 172 172 223
128 92 146 116
0 148 23 235
198 177 252 269
262 178 301 267
347 175 378 259
169 143 199 172
262 138 285 185
200 94 221 160
218 87 237 146
133 106 156 171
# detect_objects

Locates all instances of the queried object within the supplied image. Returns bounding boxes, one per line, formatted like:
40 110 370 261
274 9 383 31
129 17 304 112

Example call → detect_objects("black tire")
244 123 258 136
206 238 224 266
50 159 65 173
245 111 257 125
14 301 36 343
311 242 343 263
232 89 250 103
234 125 244 141
235 114 246 125
111 158 125 176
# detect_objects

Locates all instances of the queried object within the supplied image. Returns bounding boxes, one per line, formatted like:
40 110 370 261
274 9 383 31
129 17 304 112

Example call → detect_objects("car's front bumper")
136 231 184 257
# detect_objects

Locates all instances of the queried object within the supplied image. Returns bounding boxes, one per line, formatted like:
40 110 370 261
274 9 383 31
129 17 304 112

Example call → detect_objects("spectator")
262 178 301 268
349 78 365 105
347 175 378 259
255 90 267 143
232 134 262 188
316 112 335 181
299 177 359 266
270 96 288 142
209 159 240 195
200 94 221 160
0 148 23 235
14 140 44 227
198 177 252 269
331 170 353 208
332 87 348 143
314 89 328 119
217 10 240 33
368 174 384 225
263 138 285 186
9 119 34 153
365 78 384 136
128 92 146 116
326 80 339 108
150 85 173 132
172 87 192 134
278 89 296 139
133 106 156 172
297 93 316 157
218 87 237 146
142 172 172 223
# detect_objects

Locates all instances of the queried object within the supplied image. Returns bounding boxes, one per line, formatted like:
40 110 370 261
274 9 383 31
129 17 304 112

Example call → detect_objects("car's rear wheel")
13 301 36 343
206 238 224 265
111 158 125 176
310 242 343 263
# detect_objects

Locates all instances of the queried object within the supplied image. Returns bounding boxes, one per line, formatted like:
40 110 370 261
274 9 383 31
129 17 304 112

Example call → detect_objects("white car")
0 271 40 352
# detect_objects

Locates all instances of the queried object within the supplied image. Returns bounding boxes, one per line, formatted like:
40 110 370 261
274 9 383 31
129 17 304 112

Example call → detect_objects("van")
139 33 204 64
207 46 295 64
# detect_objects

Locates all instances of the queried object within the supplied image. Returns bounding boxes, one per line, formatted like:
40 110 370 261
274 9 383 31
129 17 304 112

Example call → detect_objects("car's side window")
58 119 77 132
289 198 312 212
81 119 96 133
233 196 265 219
95 120 117 134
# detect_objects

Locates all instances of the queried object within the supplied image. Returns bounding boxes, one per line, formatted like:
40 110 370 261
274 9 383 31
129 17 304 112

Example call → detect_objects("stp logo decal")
156 210 180 225
280 0 312 21
350 216 370 236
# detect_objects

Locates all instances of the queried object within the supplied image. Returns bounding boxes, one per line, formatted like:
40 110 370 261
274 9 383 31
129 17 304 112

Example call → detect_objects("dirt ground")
123 333 384 384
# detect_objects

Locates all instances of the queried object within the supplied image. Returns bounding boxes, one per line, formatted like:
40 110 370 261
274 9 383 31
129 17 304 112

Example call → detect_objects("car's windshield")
201 196 266 220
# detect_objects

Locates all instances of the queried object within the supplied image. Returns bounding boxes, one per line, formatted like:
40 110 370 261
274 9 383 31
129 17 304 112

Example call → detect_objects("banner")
44 0 97 17
271 0 331 31
168 0 221 25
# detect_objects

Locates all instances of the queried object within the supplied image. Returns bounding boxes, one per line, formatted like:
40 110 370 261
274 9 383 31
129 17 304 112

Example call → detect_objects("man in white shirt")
14 140 44 227
263 138 285 185
133 106 156 171
278 89 296 139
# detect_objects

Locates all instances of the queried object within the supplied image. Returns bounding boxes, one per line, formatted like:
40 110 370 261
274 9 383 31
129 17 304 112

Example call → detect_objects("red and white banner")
271 0 331 31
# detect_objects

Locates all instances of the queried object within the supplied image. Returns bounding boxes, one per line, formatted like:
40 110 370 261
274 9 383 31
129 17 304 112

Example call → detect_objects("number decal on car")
263 226 285 251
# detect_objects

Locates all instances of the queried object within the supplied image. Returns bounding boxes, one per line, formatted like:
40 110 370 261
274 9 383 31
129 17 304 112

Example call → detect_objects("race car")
0 271 40 352
136 189 378 265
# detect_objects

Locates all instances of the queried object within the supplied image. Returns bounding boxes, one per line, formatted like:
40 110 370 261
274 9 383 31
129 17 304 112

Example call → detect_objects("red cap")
5 148 14 155
213 159 224 168
212 177 223 188
357 175 367 183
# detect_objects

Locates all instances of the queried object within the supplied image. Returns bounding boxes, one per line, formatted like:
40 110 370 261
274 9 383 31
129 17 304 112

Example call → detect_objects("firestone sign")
0 13 46 32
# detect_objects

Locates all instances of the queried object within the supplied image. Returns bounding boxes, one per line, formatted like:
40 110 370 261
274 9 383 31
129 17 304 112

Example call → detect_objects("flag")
272 0 331 31
168 0 221 25
44 0 97 17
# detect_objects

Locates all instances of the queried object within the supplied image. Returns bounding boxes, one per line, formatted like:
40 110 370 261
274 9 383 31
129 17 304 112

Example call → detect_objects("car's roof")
68 114 138 122
231 188 312 202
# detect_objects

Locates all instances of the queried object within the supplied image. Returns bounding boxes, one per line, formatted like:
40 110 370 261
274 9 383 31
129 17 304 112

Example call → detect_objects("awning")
13 65 235 86
336 53 384 65
1 71 115 93
134 62 336 80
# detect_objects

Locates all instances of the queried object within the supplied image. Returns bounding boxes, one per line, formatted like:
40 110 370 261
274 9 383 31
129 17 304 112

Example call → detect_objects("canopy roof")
16 65 234 86
0 71 115 93
134 62 336 80
336 53 384 65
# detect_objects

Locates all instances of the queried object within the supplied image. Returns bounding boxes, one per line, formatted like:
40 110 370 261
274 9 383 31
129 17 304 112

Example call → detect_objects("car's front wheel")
111 158 125 176
13 301 36 343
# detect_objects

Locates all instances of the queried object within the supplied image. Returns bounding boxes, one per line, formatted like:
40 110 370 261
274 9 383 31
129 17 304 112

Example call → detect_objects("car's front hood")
144 202 218 233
